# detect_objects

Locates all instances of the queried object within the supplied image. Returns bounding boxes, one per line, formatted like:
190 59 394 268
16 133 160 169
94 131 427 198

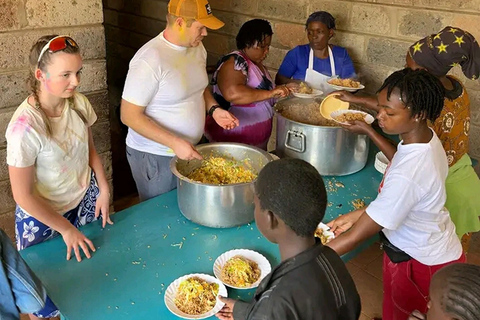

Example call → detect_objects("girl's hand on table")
327 208 365 236
95 189 113 228
60 226 96 262
215 296 237 320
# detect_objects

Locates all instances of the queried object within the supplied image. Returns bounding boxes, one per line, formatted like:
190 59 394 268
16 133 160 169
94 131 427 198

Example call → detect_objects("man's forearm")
204 87 218 112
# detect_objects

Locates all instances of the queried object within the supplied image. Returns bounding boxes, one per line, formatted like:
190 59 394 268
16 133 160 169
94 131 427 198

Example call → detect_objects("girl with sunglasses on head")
327 69 465 320
6 35 112 319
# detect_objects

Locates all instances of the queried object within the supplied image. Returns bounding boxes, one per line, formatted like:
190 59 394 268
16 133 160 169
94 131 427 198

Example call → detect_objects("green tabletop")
21 149 383 320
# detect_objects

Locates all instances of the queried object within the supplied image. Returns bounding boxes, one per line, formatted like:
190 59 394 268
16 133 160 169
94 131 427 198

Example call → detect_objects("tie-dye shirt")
6 93 97 213
205 51 275 150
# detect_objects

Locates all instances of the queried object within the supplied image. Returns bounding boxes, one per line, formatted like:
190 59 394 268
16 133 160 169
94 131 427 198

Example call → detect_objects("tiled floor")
343 232 480 319
20 195 480 320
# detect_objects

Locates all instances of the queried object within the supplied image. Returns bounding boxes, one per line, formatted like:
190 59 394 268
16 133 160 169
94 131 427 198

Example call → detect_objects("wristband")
208 104 221 117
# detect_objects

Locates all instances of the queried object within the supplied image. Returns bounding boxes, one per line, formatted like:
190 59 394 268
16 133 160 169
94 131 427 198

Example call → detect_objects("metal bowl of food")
170 143 274 228
274 97 370 176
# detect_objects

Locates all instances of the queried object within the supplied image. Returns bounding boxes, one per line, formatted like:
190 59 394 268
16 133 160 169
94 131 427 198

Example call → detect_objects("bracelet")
207 104 221 117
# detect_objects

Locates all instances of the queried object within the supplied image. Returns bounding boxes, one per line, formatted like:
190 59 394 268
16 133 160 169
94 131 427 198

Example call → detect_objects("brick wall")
0 0 112 240
103 0 480 164
102 0 169 199
208 0 480 158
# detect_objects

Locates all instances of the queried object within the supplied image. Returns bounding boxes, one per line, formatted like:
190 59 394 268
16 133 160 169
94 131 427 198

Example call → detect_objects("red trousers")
382 252 466 320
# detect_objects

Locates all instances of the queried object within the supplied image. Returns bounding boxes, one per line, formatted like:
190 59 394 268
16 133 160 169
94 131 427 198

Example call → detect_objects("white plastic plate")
292 89 323 99
327 81 365 92
330 109 375 125
315 222 335 244
164 273 227 319
213 249 271 289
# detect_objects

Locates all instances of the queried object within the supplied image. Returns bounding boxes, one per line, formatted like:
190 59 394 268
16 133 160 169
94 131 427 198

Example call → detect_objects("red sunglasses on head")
37 36 79 64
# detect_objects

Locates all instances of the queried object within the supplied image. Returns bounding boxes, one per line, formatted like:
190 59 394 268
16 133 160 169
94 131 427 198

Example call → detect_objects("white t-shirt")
6 93 97 213
122 31 208 156
367 130 462 265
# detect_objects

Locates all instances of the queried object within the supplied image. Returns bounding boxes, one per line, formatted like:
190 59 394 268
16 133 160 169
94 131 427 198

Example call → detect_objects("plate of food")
330 110 375 125
327 78 365 92
213 249 271 289
292 82 323 99
164 273 227 319
315 222 335 244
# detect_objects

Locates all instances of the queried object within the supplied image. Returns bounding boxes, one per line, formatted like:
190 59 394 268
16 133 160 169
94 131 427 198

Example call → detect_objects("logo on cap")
205 3 212 15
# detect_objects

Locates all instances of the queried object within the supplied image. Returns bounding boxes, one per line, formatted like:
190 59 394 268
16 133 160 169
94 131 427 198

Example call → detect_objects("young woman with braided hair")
336 27 480 254
327 68 465 320
6 35 113 319
409 263 480 320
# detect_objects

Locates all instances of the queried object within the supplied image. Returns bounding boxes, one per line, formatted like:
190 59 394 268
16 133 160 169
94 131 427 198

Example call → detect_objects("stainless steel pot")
170 143 273 228
275 97 369 176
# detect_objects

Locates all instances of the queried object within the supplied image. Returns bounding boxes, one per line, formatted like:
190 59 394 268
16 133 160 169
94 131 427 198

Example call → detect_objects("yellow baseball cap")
168 0 225 30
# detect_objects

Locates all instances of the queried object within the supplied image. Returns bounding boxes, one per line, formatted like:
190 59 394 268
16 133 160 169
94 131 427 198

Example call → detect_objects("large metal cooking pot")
170 143 273 228
275 97 369 176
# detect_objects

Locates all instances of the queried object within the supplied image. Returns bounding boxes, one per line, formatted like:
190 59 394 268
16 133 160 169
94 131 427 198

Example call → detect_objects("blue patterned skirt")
15 172 99 318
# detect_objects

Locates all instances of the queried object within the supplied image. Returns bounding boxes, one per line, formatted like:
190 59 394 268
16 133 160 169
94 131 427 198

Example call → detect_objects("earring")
415 118 419 122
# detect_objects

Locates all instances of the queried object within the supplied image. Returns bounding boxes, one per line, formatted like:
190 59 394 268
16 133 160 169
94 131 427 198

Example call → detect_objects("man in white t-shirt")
121 0 238 201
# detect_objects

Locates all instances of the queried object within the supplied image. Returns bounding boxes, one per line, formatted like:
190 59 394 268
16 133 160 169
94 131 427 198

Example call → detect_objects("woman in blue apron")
275 11 356 95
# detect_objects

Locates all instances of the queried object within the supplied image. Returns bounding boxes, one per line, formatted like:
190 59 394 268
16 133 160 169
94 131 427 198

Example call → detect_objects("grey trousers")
126 146 177 202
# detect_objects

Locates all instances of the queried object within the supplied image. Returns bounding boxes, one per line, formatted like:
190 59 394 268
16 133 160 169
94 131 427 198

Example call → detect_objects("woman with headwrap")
406 27 480 254
275 11 356 95
336 26 480 255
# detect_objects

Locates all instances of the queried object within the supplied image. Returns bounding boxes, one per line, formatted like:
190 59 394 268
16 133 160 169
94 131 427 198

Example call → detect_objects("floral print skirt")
14 172 99 318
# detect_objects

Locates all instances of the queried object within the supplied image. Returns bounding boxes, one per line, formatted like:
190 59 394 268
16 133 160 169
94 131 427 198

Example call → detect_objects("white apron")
304 46 336 95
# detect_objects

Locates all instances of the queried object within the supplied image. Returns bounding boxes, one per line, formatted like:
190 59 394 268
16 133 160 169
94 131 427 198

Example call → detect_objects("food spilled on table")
174 277 219 315
333 112 367 123
220 256 261 287
298 81 313 94
187 157 257 184
328 78 361 88
351 198 366 210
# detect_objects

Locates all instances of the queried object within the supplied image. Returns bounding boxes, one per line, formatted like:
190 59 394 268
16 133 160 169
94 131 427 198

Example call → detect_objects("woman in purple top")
204 19 291 150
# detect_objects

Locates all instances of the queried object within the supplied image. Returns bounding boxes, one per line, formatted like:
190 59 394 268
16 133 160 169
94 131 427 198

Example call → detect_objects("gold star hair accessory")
448 27 459 34
454 35 465 47
436 41 448 54
412 42 423 54
433 32 442 40
450 62 460 68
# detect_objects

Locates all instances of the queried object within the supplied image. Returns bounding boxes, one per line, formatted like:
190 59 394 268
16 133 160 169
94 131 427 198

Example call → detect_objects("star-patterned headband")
408 26 480 80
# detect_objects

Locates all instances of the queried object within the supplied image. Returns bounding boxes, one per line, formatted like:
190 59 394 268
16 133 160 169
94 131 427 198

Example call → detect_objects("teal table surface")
21 150 383 320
